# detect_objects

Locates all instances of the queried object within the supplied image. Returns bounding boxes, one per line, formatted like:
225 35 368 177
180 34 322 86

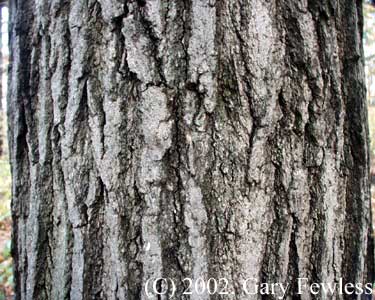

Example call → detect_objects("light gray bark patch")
184 177 208 299
137 86 173 299
97 0 126 23
188 0 217 113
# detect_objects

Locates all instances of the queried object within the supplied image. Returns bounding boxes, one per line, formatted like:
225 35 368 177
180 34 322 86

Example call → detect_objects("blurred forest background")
365 4 375 240
0 5 10 299
0 2 374 300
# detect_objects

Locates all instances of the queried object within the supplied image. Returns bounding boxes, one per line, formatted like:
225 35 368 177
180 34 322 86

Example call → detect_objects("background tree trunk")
7 0 374 299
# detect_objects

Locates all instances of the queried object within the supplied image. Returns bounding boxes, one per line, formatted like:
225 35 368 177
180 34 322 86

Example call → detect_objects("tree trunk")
7 0 374 299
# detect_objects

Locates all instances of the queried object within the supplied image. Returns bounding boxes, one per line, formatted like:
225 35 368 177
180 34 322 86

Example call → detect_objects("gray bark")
7 0 374 299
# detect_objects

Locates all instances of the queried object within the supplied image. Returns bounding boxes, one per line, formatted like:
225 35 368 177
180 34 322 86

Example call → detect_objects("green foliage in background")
0 159 10 220
0 162 12 297
0 113 11 298
364 4 375 53
0 240 12 280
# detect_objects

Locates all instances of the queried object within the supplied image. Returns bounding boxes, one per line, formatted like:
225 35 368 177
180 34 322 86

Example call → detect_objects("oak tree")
7 0 374 299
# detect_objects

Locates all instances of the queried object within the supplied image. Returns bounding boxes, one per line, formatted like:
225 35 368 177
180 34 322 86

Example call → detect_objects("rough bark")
7 0 373 299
